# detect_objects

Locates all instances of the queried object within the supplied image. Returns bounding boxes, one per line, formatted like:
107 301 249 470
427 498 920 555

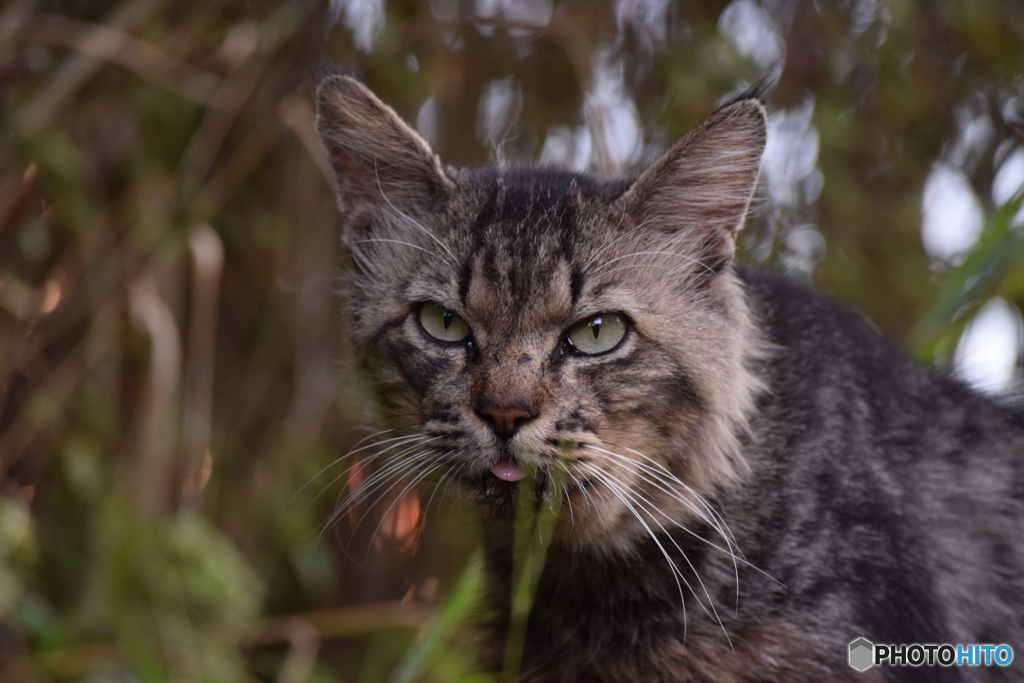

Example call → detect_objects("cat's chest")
512 598 865 683
486 549 867 683
487 556 698 678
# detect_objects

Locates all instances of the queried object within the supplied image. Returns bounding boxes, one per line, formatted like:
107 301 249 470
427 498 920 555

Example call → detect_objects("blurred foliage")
0 0 1022 680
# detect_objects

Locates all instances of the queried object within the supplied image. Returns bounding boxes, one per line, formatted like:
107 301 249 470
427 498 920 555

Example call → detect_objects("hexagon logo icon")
849 638 874 672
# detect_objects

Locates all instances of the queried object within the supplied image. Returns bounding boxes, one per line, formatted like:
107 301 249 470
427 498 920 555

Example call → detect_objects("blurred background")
1 0 1023 680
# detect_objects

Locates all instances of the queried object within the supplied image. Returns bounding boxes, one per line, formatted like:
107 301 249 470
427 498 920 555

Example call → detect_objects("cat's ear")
616 97 767 271
316 75 453 214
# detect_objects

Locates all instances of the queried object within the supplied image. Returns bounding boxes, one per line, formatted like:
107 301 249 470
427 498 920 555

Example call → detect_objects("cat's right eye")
419 302 471 343
566 312 627 355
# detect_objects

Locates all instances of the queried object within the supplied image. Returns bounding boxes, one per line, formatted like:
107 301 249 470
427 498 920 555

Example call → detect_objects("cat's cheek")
554 461 649 550
371 331 469 401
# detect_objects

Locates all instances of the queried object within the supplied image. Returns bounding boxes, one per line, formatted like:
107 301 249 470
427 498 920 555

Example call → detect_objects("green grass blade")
391 551 486 683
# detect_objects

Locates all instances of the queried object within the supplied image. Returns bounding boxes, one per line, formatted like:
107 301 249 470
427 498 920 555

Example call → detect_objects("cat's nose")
475 401 536 442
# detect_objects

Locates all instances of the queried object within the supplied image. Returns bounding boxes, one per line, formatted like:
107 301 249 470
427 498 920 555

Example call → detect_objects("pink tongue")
489 458 526 482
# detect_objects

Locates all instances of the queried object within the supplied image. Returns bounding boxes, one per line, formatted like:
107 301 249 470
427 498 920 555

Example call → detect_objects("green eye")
419 302 471 342
566 312 627 355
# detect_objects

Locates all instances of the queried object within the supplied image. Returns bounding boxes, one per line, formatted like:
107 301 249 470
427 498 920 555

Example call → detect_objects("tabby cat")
315 75 1024 682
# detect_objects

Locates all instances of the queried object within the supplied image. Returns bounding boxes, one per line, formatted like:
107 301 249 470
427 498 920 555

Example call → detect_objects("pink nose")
475 402 535 441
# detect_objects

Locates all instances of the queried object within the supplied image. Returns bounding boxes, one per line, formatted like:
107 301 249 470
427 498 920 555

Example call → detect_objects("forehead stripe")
570 267 585 307
459 185 500 305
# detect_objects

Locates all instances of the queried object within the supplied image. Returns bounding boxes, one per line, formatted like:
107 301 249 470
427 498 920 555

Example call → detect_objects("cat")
315 74 1024 682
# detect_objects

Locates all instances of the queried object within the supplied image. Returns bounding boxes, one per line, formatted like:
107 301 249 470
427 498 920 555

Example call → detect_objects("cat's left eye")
419 302 471 342
566 312 627 355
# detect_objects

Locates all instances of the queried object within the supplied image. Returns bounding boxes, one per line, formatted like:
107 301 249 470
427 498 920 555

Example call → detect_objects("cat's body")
315 75 1024 682
483 267 1024 683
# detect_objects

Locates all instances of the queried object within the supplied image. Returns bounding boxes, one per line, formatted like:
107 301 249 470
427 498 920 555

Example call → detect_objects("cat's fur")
316 75 1024 682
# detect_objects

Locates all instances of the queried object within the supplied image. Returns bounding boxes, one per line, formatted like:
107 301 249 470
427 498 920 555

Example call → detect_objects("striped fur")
317 76 1024 682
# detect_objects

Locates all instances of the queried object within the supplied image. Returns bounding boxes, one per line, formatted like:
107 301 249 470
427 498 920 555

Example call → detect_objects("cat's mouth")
489 457 527 482
460 468 520 520
457 454 596 521
456 453 535 519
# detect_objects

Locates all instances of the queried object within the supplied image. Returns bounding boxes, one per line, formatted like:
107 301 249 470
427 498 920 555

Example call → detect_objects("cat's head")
317 76 768 551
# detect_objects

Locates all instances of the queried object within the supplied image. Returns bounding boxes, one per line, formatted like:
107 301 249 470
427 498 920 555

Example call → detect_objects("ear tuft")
316 76 453 214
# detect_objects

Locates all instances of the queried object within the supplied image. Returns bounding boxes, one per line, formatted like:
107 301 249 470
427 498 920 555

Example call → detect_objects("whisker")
588 442 744 607
576 462 690 643
582 215 660 270
604 443 747 560
591 249 717 278
589 439 784 591
339 455 432 553
583 445 730 545
585 462 732 647
560 462 599 518
374 157 456 266
596 436 741 550
304 434 437 514
350 238 444 258
364 461 443 562
318 462 419 558
290 426 428 507
320 453 427 539
324 451 435 549
555 464 577 531
330 439 443 519
420 448 469 521
579 462 734 648
597 263 693 279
